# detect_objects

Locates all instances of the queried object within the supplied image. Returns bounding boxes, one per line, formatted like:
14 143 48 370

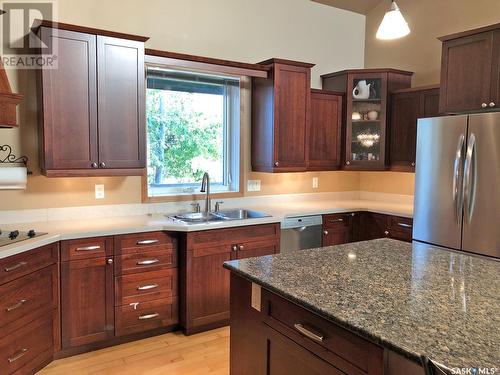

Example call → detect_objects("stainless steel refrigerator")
413 112 500 258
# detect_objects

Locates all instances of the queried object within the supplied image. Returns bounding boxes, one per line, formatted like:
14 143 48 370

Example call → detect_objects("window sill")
142 190 243 203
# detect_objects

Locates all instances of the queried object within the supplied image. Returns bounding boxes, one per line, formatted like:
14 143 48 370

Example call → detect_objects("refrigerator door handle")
463 133 477 222
452 134 465 224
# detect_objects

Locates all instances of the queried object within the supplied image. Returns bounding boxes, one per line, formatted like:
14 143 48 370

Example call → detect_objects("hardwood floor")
39 327 229 375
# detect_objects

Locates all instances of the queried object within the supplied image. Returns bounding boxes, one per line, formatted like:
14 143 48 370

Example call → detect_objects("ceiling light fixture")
376 1 410 40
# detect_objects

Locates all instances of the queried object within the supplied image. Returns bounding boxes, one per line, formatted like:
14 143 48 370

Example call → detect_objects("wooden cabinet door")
308 90 342 170
274 63 310 171
419 88 440 118
322 227 350 246
61 256 114 348
359 212 389 241
186 245 232 332
264 325 345 375
439 31 495 113
39 27 98 170
236 240 279 259
390 91 419 171
97 36 145 169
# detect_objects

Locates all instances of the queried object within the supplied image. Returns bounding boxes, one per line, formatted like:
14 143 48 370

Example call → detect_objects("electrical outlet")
95 184 105 199
247 179 261 192
312 177 319 189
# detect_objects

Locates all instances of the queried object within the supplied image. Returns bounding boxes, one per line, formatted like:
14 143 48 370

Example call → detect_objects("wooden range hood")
0 62 23 128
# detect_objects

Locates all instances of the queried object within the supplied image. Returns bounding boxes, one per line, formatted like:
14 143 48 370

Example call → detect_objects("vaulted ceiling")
311 0 385 15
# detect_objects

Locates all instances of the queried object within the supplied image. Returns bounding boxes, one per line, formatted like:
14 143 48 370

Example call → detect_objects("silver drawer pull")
137 284 159 291
8 348 29 363
136 239 159 245
4 261 27 272
75 245 101 251
329 218 344 223
6 299 27 312
397 223 412 229
137 259 159 265
294 323 324 343
138 313 160 320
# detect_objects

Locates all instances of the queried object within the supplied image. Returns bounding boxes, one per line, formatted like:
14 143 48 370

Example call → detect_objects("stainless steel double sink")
169 209 271 224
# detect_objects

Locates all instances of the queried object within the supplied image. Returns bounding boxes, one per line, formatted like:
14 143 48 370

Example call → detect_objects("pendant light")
376 1 410 40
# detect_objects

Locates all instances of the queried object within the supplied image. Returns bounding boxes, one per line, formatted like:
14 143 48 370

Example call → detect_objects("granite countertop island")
224 238 500 371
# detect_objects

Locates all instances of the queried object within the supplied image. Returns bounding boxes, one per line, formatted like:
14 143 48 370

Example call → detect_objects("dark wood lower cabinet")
230 273 393 375
181 223 280 335
61 256 115 348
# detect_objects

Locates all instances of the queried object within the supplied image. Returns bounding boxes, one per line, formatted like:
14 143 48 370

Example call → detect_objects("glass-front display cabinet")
321 69 413 170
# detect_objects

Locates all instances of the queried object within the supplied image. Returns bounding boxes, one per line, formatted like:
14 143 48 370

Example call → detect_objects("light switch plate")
247 179 261 192
95 184 105 199
312 177 319 189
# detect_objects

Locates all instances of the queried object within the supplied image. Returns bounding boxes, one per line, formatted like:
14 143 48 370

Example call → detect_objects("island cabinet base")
230 273 424 375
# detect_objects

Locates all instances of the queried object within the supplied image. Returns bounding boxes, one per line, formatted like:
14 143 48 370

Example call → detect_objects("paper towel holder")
0 144 31 174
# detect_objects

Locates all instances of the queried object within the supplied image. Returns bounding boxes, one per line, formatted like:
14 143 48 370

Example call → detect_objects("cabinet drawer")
0 315 53 375
115 296 178 337
0 243 58 286
262 290 383 375
188 223 280 249
115 268 178 306
389 216 413 242
61 236 113 261
323 213 352 229
115 249 176 275
0 265 57 330
114 231 176 255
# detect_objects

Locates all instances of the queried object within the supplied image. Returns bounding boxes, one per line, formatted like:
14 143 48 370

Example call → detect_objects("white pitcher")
352 80 372 99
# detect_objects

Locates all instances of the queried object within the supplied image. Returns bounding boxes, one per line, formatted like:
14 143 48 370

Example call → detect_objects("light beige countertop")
0 193 413 259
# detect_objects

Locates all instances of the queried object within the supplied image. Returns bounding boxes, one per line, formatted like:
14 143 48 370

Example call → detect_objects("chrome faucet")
200 172 211 216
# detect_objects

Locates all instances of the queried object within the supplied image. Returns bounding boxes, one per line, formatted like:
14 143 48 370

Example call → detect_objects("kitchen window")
146 67 240 197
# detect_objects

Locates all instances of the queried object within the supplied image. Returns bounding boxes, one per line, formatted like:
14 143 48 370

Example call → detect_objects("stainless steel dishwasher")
280 215 323 253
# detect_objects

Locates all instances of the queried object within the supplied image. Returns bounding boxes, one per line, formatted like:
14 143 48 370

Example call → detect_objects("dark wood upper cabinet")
252 59 314 172
37 22 148 177
308 90 343 170
389 86 440 172
97 36 145 169
322 69 412 171
439 23 500 114
38 28 98 171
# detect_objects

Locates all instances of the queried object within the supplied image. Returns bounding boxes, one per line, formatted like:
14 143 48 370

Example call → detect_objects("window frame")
142 54 245 203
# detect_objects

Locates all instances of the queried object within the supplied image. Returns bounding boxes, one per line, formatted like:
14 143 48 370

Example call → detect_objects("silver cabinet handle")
231 245 238 251
138 313 160 320
107 258 113 265
91 162 98 168
397 223 412 229
411 161 415 167
329 218 344 223
346 161 351 165
274 161 279 167
137 259 159 265
463 133 477 222
452 134 465 224
8 348 29 363
481 103 488 108
137 284 159 291
238 245 245 251
99 162 106 168
136 239 159 245
6 299 27 312
75 245 101 251
489 102 495 107
294 323 324 343
323 230 329 235
4 261 27 272
384 230 389 236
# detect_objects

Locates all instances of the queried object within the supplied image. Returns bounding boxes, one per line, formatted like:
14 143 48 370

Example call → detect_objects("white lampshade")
376 1 410 40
